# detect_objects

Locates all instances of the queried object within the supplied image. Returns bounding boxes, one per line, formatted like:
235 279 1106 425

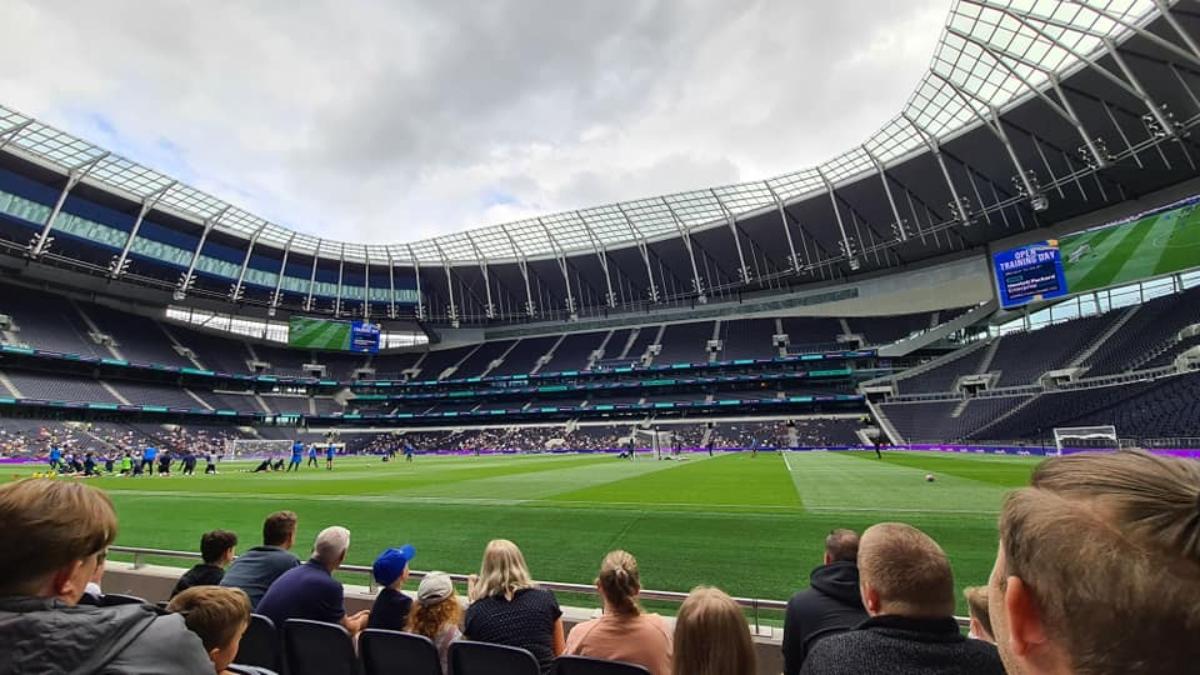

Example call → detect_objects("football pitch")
1061 203 1200 293
3 451 1039 615
288 317 352 350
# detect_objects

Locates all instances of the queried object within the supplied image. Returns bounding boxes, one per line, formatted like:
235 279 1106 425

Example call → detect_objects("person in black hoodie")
800 523 1003 675
782 529 867 675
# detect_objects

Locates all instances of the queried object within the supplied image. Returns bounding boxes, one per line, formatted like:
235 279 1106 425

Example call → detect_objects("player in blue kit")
325 443 336 470
287 441 303 472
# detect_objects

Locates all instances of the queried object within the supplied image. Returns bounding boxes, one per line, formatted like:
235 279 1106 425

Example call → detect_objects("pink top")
565 612 672 675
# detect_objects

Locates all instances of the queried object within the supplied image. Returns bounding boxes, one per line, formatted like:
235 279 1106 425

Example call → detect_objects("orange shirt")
565 612 672 675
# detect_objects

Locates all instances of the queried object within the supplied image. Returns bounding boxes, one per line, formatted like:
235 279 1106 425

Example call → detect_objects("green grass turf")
2 451 1041 616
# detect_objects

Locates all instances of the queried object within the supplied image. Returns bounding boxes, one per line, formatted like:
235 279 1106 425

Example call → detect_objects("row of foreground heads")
0 449 1199 675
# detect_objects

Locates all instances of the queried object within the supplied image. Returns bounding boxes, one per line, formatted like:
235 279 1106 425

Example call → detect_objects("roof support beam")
500 225 537 317
334 243 346 317
1069 2 1200 69
764 182 803 273
431 241 458 325
176 208 227 301
710 190 752 283
463 232 496 318
29 153 108 259
1103 37 1178 138
537 218 577 318
1154 0 1200 63
661 198 706 300
109 181 175 279
304 242 321 312
576 211 617 308
903 114 970 225
945 26 1108 168
229 221 266 301
814 169 857 266
0 120 32 152
406 245 425 321
269 233 295 315
616 204 659 303
385 250 398 319
362 250 371 320
861 146 907 241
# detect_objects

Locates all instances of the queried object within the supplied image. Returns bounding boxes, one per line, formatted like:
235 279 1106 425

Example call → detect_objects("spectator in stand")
0 479 213 674
988 450 1200 675
173 530 239 597
963 586 993 643
782 529 868 674
167 586 252 675
256 526 371 636
465 539 564 675
406 572 463 675
367 544 416 631
220 511 300 608
801 523 1003 675
565 550 672 675
672 586 755 675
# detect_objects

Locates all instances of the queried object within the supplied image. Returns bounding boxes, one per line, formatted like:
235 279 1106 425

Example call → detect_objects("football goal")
229 439 294 458
1052 425 1119 455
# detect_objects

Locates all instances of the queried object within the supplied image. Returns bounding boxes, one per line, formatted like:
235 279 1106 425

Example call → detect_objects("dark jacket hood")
809 560 863 606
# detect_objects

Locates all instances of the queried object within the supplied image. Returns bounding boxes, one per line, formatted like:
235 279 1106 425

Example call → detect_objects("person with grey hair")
256 525 371 635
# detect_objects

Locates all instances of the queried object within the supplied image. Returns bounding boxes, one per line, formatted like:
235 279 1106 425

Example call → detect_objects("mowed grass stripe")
1062 223 1137 286
1073 216 1158 291
547 453 801 509
1110 212 1178 284
1154 205 1200 275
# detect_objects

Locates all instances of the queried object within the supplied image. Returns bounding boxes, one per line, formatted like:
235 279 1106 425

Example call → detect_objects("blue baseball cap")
373 545 416 586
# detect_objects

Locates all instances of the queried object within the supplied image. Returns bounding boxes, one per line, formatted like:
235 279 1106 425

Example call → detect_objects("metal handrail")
109 544 969 629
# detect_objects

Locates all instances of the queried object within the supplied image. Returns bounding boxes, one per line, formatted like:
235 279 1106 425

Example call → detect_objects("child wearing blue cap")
368 544 416 631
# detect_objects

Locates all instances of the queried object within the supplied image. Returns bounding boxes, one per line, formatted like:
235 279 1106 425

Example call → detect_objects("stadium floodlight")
1053 425 1119 456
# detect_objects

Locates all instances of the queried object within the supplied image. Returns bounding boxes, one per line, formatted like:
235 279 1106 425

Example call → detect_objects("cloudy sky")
0 0 947 244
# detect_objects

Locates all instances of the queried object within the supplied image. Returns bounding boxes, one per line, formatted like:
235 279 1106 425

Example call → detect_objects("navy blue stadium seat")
450 640 540 675
236 614 281 673
284 619 358 675
360 628 440 675
554 655 652 675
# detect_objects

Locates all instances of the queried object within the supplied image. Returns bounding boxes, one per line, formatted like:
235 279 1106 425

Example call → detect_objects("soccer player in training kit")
288 441 303 472
307 443 319 468
325 443 336 470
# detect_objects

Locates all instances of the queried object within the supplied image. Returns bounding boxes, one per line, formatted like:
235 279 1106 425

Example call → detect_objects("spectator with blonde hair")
406 572 463 674
672 586 755 675
988 450 1200 675
0 478 213 674
465 539 564 674
167 586 252 675
801 523 1002 674
565 550 672 675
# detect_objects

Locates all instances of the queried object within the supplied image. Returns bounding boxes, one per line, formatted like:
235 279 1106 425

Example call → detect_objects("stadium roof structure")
3 0 1200 326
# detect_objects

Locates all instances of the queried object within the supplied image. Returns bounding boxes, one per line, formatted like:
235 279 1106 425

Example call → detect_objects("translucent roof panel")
0 0 1160 265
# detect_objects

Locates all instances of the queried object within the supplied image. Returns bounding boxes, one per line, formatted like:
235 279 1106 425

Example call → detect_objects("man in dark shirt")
367 544 416 631
256 525 370 635
782 529 868 674
172 530 238 598
220 511 300 608
801 523 1003 675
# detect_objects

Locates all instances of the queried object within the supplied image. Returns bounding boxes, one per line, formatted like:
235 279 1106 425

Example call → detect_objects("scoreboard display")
288 316 380 353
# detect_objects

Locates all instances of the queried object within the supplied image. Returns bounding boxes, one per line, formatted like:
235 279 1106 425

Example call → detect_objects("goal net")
1052 425 1119 455
229 439 294 458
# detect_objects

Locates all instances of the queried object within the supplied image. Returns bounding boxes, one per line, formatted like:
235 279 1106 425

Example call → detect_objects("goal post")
1052 425 1119 455
229 439 293 458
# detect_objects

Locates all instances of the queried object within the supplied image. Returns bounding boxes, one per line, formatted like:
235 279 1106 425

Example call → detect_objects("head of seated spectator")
782 529 867 675
964 586 993 643
219 511 299 608
566 550 672 675
465 539 564 675
0 479 214 673
672 586 755 675
367 544 416 631
989 450 1200 675
173 530 238 598
800 523 1003 675
167 586 252 675
407 572 463 674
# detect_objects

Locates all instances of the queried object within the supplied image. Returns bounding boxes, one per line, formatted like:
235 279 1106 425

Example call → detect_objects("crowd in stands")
2 449 1197 673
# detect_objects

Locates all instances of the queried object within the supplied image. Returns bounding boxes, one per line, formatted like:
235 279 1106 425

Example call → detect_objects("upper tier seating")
414 346 476 381
110 381 204 409
1 286 105 358
82 302 193 368
899 344 990 395
371 352 422 380
718 319 778 360
3 370 119 404
490 336 559 376
846 312 934 346
780 317 843 350
654 322 715 365
1083 286 1200 375
452 340 516 379
541 332 608 372
988 313 1118 386
171 327 253 374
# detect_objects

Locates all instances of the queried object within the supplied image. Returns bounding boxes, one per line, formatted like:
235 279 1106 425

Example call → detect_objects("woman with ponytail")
564 550 672 675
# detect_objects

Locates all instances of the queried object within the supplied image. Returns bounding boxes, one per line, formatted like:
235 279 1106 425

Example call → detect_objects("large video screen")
288 317 380 353
994 198 1200 308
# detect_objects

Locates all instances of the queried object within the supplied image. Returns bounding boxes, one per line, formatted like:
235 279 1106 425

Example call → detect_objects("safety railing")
110 545 969 630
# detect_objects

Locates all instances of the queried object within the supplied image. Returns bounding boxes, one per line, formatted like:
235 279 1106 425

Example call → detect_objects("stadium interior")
4 2 1200 674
